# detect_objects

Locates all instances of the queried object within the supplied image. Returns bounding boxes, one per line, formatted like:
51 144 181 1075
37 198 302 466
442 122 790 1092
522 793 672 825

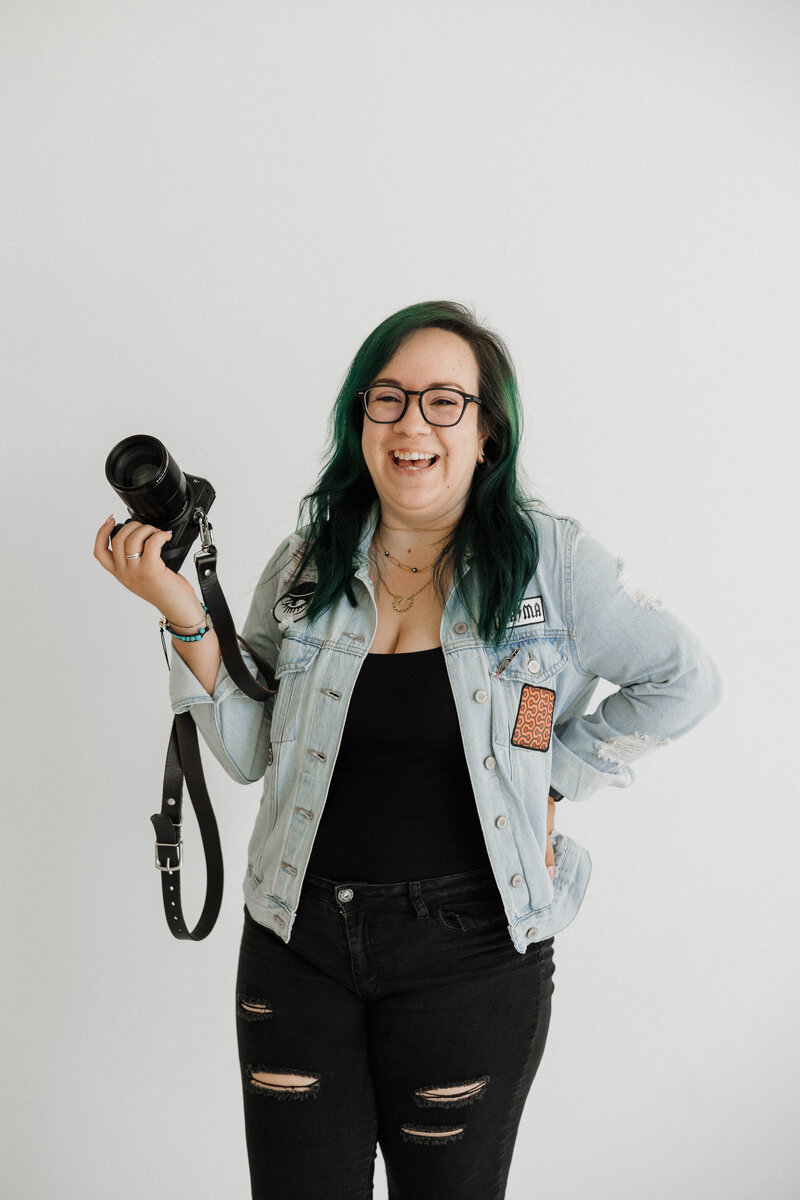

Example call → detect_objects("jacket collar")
353 502 381 583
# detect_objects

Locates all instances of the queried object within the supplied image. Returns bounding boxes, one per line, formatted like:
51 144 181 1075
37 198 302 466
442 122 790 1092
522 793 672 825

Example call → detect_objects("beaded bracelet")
159 606 212 666
160 605 211 641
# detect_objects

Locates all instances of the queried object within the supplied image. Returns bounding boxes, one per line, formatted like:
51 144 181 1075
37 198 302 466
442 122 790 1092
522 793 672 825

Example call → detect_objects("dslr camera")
105 435 215 572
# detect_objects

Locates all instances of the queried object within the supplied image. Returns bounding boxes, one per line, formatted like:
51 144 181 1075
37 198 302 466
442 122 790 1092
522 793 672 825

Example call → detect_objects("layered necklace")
370 527 441 613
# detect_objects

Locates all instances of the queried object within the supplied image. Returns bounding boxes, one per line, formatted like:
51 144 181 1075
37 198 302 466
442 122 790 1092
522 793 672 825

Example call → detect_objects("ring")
125 552 141 560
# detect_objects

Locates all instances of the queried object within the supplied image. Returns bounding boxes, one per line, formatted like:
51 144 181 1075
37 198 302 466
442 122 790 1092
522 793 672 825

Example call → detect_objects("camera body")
105 435 215 572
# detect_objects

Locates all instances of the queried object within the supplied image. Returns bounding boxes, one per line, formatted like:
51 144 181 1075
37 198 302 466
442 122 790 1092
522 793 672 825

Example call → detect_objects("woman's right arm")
93 515 222 694
93 516 291 784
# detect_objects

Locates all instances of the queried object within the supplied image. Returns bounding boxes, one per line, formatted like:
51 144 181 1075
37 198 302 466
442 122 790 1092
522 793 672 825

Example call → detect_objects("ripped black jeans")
236 865 555 1200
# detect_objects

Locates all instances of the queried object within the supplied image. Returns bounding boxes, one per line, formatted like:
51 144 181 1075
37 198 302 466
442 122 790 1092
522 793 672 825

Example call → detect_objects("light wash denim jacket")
169 502 722 955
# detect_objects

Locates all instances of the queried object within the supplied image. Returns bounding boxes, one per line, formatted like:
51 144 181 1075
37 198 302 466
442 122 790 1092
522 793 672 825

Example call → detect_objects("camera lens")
105 435 189 525
112 441 163 489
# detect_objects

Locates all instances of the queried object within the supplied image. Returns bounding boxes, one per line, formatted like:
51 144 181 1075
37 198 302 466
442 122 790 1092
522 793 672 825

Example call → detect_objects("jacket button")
484 756 497 770
474 689 488 703
527 657 541 674
454 622 468 635
495 814 508 829
511 874 523 887
526 927 538 940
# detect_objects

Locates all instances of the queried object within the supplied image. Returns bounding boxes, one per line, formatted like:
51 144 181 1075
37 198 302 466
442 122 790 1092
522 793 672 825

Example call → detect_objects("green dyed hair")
283 299 540 645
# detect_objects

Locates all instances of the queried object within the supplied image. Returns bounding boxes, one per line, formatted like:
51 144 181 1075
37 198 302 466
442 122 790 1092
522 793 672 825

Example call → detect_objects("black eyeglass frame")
356 386 483 427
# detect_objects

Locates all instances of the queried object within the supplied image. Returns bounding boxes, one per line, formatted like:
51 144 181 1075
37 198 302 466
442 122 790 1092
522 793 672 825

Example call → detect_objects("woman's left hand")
546 794 556 878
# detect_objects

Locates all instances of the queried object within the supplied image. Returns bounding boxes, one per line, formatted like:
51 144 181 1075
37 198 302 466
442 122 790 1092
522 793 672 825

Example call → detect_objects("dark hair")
283 300 540 645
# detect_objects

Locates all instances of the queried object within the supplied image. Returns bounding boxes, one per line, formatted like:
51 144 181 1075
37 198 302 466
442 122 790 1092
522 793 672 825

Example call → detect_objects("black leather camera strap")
194 546 277 700
150 714 223 940
150 541 278 940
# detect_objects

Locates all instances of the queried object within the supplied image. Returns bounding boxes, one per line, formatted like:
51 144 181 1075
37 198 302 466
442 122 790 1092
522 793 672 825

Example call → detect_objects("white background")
2 2 798 1197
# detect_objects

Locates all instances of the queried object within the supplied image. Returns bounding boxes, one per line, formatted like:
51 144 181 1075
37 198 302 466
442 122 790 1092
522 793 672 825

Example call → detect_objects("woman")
94 300 722 1199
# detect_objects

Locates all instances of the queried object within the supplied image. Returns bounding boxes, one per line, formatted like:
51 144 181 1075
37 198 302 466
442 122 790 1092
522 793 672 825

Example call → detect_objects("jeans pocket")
434 889 508 933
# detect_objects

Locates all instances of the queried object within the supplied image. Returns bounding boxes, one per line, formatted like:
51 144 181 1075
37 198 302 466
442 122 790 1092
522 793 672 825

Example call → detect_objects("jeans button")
337 887 354 903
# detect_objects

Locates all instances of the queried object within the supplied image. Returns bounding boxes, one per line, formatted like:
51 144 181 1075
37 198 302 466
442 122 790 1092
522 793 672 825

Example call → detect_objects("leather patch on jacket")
511 686 555 752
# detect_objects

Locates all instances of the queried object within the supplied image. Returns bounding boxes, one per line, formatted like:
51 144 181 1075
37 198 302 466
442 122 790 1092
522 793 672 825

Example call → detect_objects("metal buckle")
193 506 215 553
155 840 183 873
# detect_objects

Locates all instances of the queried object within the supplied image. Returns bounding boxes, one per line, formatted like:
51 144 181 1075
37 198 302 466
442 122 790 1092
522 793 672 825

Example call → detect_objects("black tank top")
306 647 491 882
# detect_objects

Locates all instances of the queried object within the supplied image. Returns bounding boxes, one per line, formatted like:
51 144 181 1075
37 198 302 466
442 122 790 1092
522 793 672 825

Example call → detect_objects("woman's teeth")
392 451 438 470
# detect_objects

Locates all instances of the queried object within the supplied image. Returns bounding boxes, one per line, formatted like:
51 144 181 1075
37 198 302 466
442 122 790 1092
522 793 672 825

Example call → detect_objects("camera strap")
150 524 278 940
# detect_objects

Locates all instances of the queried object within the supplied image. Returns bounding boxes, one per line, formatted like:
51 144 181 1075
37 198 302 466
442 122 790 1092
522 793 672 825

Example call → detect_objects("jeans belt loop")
408 880 430 920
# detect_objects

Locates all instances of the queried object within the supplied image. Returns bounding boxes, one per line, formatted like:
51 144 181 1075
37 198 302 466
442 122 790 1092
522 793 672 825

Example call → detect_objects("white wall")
2 2 798 1197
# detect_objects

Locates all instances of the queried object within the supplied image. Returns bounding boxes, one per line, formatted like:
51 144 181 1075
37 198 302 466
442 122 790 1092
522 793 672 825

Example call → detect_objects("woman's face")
361 327 487 527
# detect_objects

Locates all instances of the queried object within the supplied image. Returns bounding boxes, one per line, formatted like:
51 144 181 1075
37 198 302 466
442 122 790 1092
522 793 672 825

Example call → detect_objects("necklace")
374 531 434 575
370 547 432 613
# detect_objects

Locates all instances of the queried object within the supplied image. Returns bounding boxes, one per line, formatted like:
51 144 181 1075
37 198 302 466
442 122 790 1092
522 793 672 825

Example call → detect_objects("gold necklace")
370 548 432 613
374 531 434 575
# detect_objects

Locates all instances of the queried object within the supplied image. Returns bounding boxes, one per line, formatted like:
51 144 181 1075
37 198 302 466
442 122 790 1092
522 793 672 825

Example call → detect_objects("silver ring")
125 552 141 560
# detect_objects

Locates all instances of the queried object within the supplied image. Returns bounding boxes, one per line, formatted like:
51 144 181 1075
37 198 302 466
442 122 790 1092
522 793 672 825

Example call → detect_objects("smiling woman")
95 299 721 1199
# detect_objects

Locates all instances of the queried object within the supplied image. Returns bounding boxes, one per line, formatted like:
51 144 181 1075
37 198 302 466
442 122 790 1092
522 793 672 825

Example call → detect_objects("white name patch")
508 595 546 628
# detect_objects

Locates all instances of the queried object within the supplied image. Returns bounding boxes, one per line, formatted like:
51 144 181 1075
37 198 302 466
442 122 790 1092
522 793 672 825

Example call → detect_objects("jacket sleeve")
167 535 294 784
549 523 722 802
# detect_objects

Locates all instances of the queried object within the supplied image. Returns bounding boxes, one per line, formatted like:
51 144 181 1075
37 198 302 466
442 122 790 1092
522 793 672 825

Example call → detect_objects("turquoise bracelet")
160 605 210 640
159 606 211 666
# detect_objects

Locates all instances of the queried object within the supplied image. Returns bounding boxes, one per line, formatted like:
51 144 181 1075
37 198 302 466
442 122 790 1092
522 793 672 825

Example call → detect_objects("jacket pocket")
269 632 321 743
488 636 569 753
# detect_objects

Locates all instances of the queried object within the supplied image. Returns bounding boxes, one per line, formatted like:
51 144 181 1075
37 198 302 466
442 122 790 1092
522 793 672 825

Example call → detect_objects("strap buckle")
194 506 215 553
155 839 183 873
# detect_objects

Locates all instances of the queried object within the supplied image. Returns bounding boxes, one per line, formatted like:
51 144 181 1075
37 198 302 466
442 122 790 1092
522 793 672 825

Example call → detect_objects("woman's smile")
389 449 440 471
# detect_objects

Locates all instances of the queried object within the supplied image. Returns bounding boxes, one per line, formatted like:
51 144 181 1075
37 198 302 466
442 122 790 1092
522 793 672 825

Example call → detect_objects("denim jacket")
168 502 722 955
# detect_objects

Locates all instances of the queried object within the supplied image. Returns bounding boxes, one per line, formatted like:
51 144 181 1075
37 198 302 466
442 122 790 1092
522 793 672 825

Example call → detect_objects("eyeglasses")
357 385 482 427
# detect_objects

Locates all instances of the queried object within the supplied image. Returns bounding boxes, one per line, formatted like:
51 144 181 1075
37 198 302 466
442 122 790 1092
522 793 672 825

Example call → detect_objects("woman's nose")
395 395 431 435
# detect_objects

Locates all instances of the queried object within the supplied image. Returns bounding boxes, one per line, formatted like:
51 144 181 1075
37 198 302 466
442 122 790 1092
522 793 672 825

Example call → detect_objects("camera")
105 435 215 572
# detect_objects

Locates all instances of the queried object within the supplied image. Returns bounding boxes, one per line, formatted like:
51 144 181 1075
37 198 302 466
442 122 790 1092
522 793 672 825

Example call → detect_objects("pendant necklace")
370 546 432 613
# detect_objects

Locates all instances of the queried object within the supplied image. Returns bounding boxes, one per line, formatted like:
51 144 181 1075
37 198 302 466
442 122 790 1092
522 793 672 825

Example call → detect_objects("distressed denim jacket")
169 502 722 955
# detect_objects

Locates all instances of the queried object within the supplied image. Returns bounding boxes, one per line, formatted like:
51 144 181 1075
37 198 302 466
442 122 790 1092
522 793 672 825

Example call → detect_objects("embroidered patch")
273 580 316 624
508 595 545 628
511 686 555 752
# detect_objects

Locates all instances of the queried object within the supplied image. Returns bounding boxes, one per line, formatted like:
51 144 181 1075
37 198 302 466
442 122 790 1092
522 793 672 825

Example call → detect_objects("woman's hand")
93 516 205 626
546 794 556 879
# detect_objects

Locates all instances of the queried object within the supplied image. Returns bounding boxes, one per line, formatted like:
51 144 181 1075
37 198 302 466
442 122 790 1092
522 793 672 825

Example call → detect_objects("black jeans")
236 864 555 1200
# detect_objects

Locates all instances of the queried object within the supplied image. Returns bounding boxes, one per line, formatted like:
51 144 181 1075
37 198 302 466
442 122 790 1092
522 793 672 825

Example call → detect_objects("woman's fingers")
93 516 117 574
96 518 172 594
112 522 166 574
109 519 143 569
